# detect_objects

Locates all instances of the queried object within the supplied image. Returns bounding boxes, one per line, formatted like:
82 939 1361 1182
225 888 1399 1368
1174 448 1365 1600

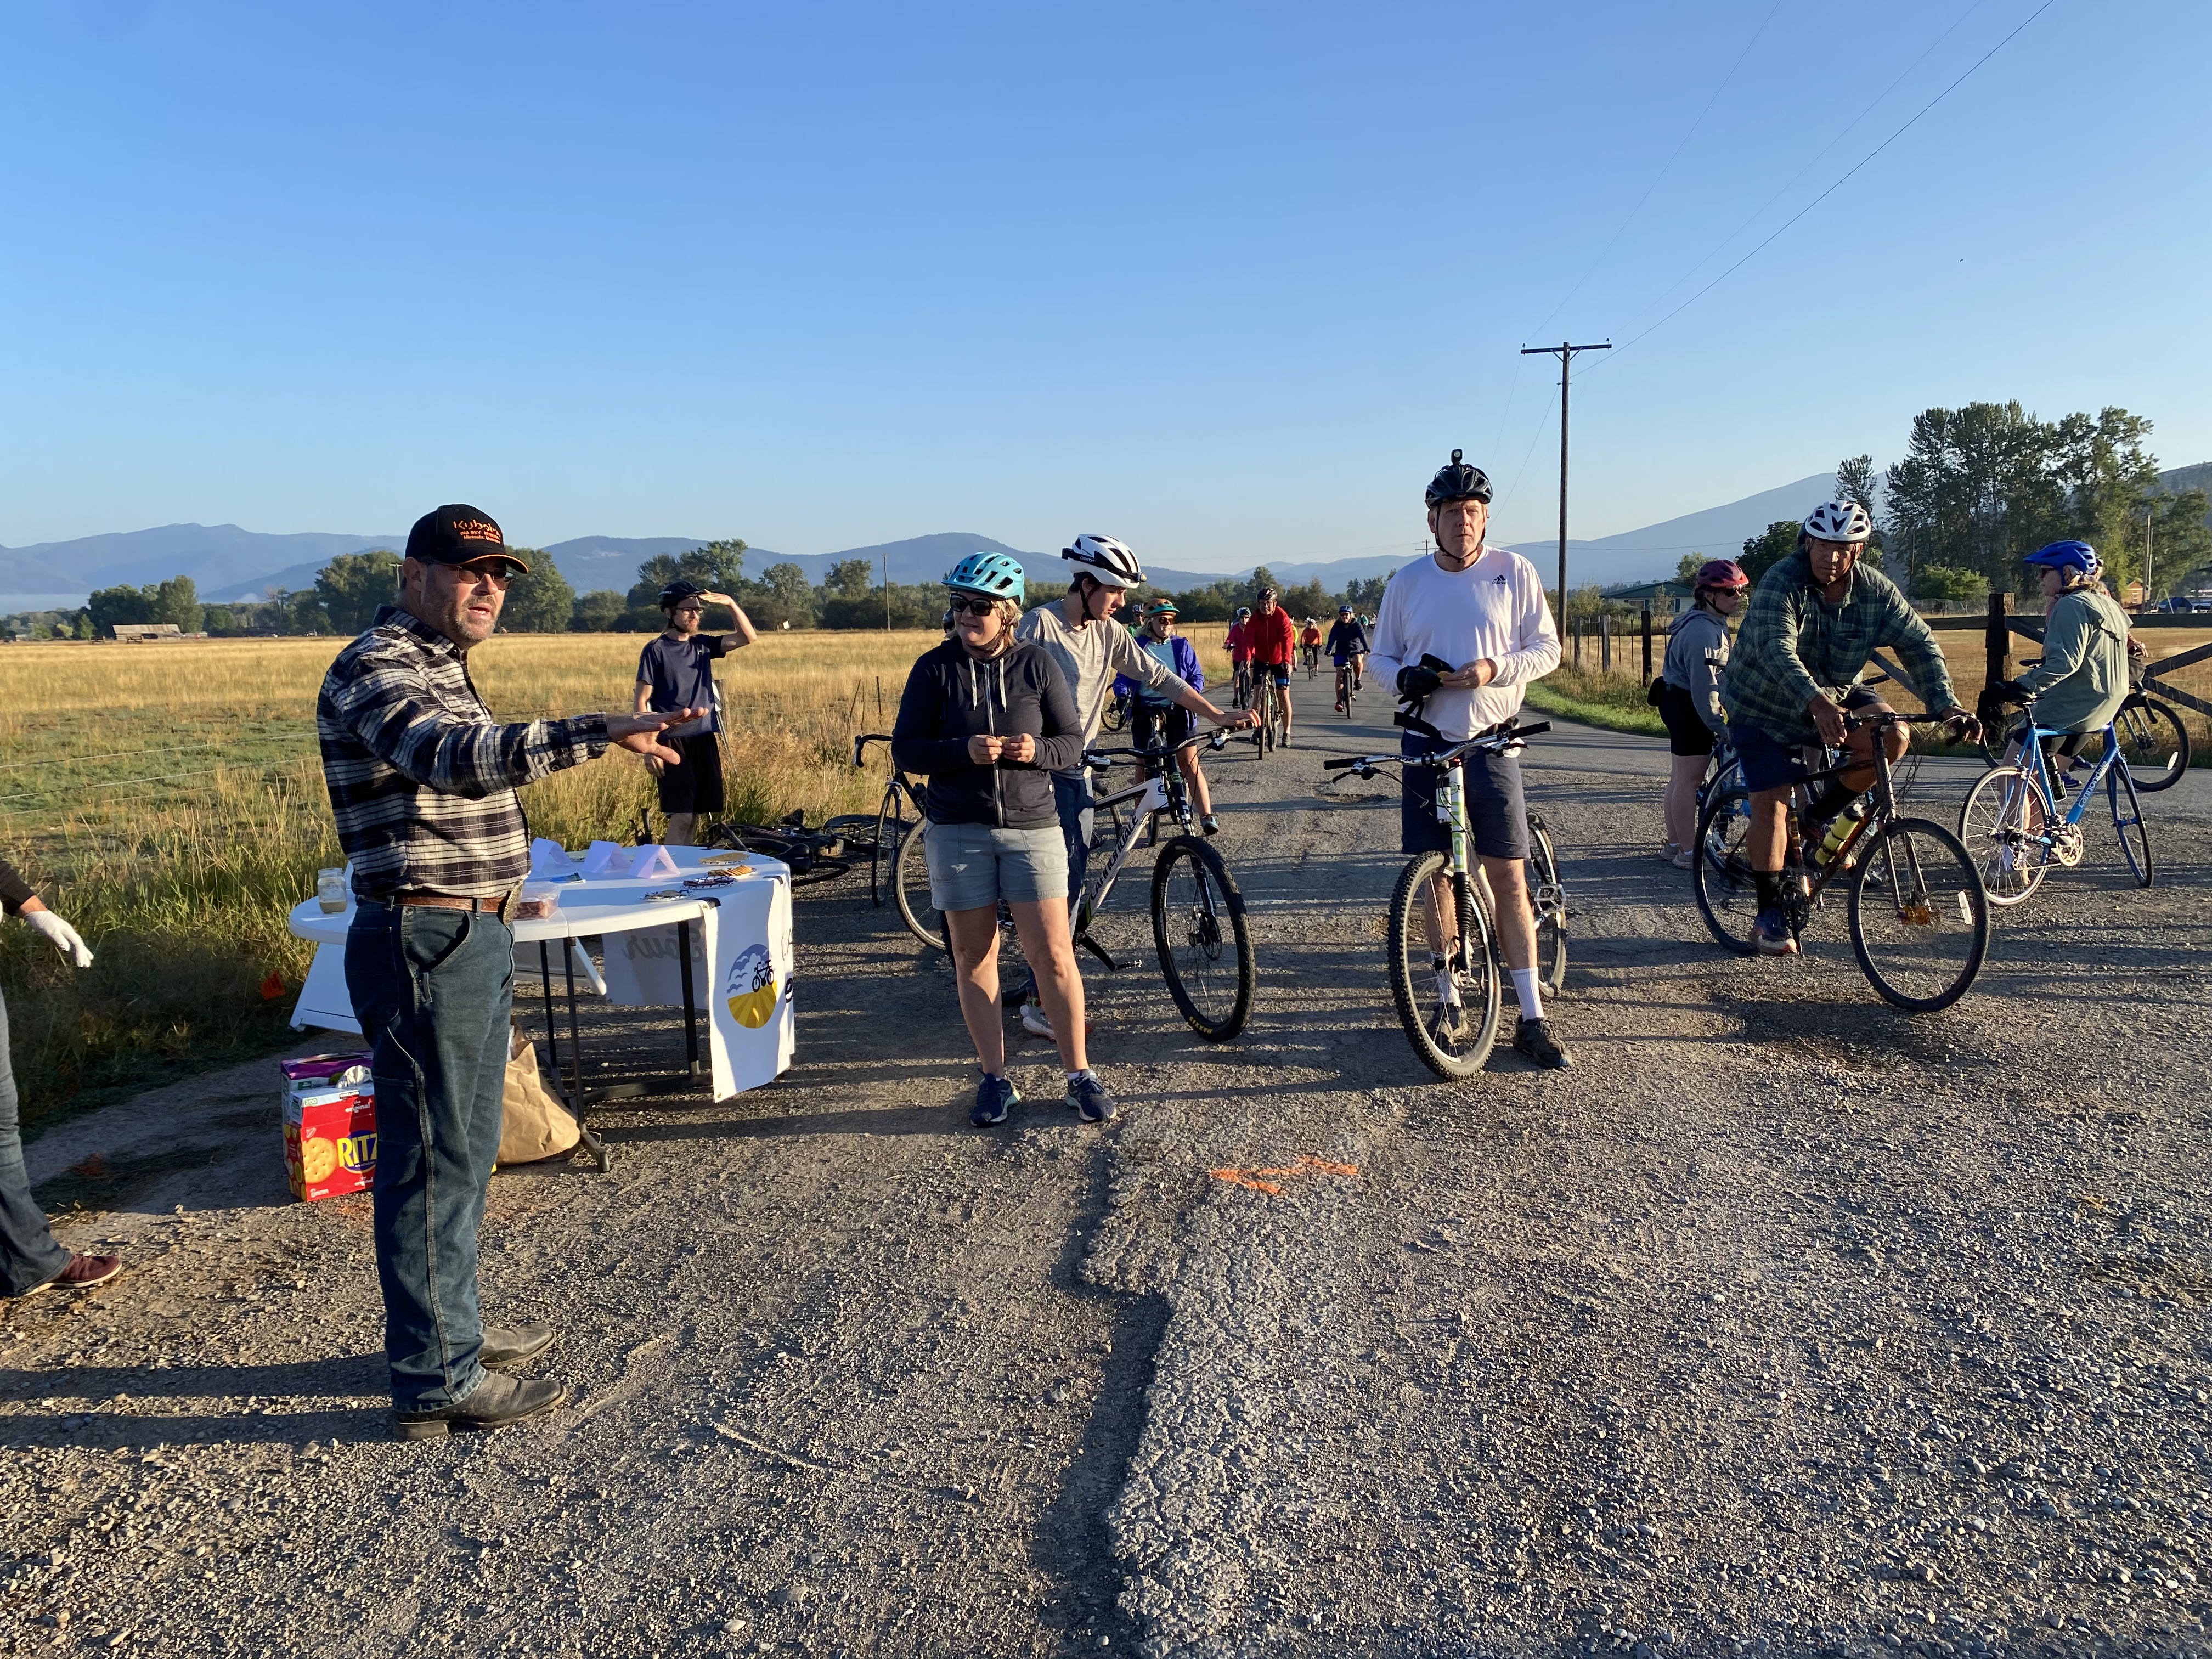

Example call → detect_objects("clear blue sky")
3 0 2205 568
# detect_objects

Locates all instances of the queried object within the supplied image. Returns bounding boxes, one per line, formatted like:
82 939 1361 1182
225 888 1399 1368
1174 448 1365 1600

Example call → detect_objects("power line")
1520 343 1613 612
1528 0 1788 341
1595 0 2054 365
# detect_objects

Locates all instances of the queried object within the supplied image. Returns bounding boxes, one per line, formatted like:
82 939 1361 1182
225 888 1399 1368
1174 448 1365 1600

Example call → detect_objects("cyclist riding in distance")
1113 598 1223 834
1013 535 1254 1040
1657 559 1749 867
1719 499 1979 956
1247 587 1299 746
1326 603 1371 709
1370 449 1569 1069
1300 616 1323 672
633 578 759 845
1224 607 1255 704
1987 540 2131 783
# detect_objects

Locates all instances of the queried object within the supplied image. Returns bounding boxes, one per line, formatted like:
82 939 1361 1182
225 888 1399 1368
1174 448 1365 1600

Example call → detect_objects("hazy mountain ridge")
13 462 2201 608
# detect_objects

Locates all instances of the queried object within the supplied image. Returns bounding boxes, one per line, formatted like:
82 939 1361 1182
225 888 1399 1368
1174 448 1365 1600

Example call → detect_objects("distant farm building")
110 623 186 642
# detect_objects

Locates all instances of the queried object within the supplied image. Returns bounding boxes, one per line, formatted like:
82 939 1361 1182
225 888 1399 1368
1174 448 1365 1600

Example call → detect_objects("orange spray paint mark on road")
1207 1154 1360 1197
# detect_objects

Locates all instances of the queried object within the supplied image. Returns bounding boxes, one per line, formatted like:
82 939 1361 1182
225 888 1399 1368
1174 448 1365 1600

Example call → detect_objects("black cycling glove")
1396 664 1443 703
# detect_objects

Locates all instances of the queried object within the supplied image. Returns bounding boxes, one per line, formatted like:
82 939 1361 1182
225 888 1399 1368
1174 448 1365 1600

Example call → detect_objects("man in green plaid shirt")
1719 500 1979 955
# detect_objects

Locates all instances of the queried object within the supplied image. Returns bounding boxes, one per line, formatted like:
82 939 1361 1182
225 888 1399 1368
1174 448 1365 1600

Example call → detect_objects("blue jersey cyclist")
1719 499 1979 955
1325 605 1370 708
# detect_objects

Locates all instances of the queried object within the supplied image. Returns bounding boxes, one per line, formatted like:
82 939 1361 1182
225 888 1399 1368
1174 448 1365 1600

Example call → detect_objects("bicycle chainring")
2051 822 2085 868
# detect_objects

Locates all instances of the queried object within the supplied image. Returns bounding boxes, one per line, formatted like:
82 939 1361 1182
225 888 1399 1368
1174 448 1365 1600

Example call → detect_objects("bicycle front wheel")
1526 814 1567 997
894 822 949 951
1386 852 1503 1079
1691 781 1762 955
1956 765 2052 907
2112 698 2188 793
1847 817 1988 1013
2109 763 2154 887
1149 836 1254 1040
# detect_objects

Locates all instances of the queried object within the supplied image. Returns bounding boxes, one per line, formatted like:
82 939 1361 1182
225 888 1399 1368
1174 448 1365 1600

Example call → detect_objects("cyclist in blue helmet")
1987 540 2133 778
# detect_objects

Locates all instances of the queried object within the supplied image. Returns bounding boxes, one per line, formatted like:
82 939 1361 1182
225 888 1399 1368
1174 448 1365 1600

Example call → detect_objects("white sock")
1066 1069 1093 1087
1511 969 1543 1022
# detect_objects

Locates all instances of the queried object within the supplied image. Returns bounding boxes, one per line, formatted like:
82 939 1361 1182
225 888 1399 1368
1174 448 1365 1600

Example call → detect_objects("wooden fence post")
1984 591 2010 696
1600 612 1611 674
1641 601 1653 681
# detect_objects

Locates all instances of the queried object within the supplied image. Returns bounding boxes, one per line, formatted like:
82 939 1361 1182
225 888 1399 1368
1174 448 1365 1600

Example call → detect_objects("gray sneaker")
1064 1072 1117 1124
393 1372 567 1441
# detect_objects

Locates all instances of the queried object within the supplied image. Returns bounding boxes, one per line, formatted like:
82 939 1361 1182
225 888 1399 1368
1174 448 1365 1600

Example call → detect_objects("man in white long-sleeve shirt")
1369 450 1570 1068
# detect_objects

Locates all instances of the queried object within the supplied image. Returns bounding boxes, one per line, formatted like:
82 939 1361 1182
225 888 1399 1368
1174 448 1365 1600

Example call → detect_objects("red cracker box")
283 1084 377 1202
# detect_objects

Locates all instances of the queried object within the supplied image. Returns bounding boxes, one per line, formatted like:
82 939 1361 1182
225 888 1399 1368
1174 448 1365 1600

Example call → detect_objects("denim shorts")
1400 732 1530 860
924 820 1069 911
1733 687 1887 793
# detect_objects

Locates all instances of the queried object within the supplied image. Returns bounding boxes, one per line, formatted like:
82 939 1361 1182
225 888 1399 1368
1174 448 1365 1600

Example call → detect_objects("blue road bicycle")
1956 701 2153 906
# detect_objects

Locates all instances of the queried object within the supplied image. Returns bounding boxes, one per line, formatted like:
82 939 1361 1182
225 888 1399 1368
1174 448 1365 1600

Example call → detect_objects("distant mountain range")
6 462 2204 610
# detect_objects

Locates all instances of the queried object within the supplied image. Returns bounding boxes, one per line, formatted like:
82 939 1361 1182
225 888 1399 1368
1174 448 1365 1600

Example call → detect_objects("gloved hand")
23 906 95 968
1396 663 1443 703
1989 680 2027 704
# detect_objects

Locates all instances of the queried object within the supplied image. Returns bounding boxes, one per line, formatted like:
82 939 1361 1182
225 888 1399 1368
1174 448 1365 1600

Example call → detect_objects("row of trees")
1677 405 2212 606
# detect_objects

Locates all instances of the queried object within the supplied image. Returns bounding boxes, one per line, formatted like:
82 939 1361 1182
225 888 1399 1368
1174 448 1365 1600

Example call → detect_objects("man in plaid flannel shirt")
1719 499 1978 956
318 504 698 1438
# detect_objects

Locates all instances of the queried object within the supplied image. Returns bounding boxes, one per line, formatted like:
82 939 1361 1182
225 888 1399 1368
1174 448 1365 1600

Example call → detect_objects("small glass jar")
315 868 348 913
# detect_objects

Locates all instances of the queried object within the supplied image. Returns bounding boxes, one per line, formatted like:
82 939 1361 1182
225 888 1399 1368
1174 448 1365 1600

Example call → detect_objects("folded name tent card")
580 841 681 880
529 838 583 878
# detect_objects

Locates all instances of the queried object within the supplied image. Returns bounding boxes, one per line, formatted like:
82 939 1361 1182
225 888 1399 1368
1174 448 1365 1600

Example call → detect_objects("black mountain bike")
851 733 941 947
1692 712 1988 1012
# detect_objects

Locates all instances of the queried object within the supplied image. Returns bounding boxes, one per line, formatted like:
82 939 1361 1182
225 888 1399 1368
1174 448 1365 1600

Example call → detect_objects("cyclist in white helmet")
1720 501 1978 956
1012 535 1253 1039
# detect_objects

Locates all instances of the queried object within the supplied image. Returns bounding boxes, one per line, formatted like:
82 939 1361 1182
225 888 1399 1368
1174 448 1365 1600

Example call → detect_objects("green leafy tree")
152 575 202 633
87 584 154 634
1170 586 1232 622
1282 579 1333 619
315 551 403 633
1341 574 1389 613
71 610 94 639
202 605 235 635
748 562 817 630
284 589 334 634
625 540 752 627
1675 552 1706 584
572 590 628 632
2147 489 2212 600
1910 565 1987 604
1249 565 1279 601
1740 521 1802 586
499 551 575 634
1834 454 1886 563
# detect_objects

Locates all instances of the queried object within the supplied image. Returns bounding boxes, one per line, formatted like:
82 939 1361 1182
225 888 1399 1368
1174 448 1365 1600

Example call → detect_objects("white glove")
24 907 95 969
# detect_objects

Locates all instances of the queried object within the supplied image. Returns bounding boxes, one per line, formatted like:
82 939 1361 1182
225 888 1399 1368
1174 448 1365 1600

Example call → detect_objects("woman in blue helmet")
889 552 1119 1128
1988 540 2133 777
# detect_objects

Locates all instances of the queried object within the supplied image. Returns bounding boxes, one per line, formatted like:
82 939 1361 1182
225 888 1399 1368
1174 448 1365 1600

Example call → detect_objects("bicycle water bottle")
1816 801 1868 867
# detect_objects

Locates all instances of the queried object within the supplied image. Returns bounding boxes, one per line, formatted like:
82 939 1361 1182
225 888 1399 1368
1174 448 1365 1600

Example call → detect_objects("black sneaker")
1513 1017 1571 1070
971 1075 1018 1127
1065 1072 1116 1124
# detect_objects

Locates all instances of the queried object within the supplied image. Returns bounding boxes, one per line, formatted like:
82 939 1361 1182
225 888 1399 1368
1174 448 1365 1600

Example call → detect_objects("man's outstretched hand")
608 708 705 766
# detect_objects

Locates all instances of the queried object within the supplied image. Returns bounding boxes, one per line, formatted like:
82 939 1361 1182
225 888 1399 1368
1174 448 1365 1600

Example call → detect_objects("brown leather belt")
393 895 505 912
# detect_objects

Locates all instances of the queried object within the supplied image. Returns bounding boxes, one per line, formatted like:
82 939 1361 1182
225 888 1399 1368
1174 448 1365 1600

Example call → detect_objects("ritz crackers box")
280 1054 378 1202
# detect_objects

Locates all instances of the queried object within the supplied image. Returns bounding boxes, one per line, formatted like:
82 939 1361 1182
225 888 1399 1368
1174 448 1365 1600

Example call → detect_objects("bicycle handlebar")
853 732 893 766
1321 720 1550 772
1084 729 1232 769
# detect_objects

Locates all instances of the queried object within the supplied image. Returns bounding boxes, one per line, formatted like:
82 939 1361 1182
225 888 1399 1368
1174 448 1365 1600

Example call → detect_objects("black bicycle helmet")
1425 449 1493 507
658 578 709 608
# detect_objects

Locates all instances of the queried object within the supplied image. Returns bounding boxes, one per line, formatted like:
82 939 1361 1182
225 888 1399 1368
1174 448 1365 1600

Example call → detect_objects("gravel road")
3 676 2209 1659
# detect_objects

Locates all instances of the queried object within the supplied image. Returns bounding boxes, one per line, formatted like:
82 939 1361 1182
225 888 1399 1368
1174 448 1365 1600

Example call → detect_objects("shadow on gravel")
0 1404 394 1449
1 1353 383 1401
1712 987 1978 1065
1030 1138 1167 1657
613 1103 969 1141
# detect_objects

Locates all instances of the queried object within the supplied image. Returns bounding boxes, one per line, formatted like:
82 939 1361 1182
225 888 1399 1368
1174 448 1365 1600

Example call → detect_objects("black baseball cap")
405 504 530 575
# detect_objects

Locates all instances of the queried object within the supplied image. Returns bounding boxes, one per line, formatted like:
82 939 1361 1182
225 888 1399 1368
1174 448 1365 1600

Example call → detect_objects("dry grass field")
0 622 1233 1121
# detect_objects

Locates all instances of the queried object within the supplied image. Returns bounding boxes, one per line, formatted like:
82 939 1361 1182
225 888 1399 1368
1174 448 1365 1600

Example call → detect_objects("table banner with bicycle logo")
597 869 795 1098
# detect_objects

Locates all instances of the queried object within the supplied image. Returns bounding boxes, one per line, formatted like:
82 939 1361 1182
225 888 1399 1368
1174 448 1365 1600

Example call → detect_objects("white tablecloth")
285 849 794 1098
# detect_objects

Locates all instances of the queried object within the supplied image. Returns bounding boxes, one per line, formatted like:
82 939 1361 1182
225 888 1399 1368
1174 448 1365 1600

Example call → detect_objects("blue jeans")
0 984 71 1297
345 902 514 1411
1053 770 1094 908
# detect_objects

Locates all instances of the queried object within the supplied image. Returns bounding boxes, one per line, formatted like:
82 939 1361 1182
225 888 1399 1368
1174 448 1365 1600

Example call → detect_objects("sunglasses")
950 598 1001 618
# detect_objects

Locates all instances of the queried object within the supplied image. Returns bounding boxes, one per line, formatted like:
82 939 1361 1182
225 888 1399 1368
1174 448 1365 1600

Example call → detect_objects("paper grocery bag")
499 1034 581 1165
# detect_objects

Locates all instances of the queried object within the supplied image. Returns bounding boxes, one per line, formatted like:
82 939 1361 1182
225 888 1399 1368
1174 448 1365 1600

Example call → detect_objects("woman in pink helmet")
1658 559 1750 867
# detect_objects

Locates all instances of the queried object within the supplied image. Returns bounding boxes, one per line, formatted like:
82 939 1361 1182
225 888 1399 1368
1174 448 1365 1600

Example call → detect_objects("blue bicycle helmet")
944 551 1026 602
2025 539 2099 581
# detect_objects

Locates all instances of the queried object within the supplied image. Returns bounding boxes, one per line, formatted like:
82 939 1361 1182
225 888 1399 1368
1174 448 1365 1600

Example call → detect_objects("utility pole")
883 551 891 631
1520 340 1611 622
2145 510 2155 609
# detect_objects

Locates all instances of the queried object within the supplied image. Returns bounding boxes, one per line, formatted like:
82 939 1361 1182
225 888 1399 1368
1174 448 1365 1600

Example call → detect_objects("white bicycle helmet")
1803 500 1874 544
1062 533 1146 589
